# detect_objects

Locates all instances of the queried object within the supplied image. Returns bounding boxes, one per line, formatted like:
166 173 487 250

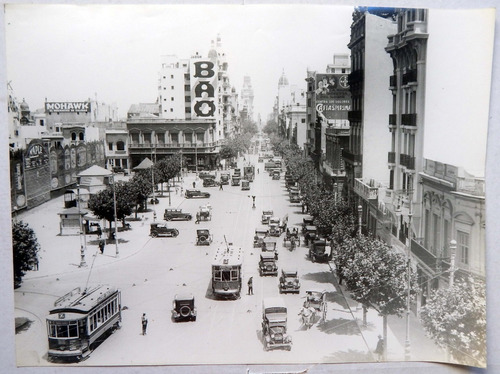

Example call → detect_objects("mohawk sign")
190 60 218 119
45 101 91 113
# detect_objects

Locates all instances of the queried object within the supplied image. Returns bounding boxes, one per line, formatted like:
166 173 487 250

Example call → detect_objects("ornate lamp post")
77 184 87 267
449 239 457 287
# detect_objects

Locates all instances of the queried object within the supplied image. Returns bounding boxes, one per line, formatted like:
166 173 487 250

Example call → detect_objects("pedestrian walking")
251 195 256 209
247 277 253 295
141 313 148 335
96 226 102 239
374 335 384 361
257 168 259 174
193 181 196 188
219 183 223 190
99 239 105 254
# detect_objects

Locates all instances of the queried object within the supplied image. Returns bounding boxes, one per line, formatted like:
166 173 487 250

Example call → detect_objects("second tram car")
211 246 243 299
46 285 121 361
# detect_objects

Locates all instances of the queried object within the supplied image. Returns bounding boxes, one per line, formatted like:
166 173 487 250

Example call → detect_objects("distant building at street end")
240 76 255 122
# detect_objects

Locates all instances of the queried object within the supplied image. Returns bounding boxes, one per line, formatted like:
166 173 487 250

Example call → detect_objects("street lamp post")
77 184 87 267
449 239 457 288
195 142 198 176
358 205 362 236
405 190 413 361
151 148 157 221
111 172 119 257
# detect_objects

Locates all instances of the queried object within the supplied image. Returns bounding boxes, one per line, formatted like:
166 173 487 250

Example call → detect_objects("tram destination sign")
45 101 91 113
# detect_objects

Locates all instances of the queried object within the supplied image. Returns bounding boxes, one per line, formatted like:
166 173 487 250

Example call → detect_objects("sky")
4 4 353 121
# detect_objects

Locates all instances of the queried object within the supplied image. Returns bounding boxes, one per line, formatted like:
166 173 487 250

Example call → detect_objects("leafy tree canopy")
12 220 40 287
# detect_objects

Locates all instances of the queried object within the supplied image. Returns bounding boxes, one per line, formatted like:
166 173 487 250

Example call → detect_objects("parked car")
261 297 292 351
150 222 179 237
279 270 300 294
220 173 230 185
261 210 274 224
185 189 210 199
309 239 332 263
290 190 301 203
199 172 216 180
171 294 197 322
272 170 281 180
233 168 241 177
203 178 219 187
259 252 278 276
164 209 192 221
303 225 318 246
196 228 213 245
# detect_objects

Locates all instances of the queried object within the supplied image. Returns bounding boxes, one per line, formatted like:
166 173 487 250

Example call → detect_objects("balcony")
388 151 396 164
402 113 417 127
354 178 379 200
129 142 220 154
348 110 362 122
389 114 397 127
400 153 415 170
342 149 362 165
389 75 396 88
402 69 418 85
411 239 437 270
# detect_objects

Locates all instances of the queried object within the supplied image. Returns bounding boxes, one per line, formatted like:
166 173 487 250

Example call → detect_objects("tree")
87 182 134 239
338 235 418 360
263 118 278 135
419 277 486 367
155 154 181 192
12 220 40 288
129 170 154 215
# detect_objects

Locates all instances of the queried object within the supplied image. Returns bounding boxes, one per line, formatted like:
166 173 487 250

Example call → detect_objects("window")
116 141 125 151
40 119 44 126
108 142 113 151
171 74 174 79
71 132 77 141
79 133 84 141
171 133 178 144
170 108 173 112
171 86 174 90
171 97 174 101
457 231 469 265
301 118 305 123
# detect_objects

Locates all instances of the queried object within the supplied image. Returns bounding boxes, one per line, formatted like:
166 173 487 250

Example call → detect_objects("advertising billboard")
190 60 218 119
315 74 351 120
45 102 91 113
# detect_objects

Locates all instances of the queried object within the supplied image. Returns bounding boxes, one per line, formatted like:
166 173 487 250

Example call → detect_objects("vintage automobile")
261 210 274 224
268 222 281 237
262 237 278 260
199 172 216 180
164 208 192 221
259 252 278 276
258 156 264 163
231 176 241 186
254 226 269 247
289 190 301 203
171 294 197 322
279 270 300 294
185 189 210 199
309 239 332 263
202 178 219 187
196 228 213 245
233 168 241 177
272 170 281 180
195 205 212 223
302 215 314 228
261 297 292 351
303 225 318 246
283 228 300 248
220 173 230 185
304 290 327 323
286 180 297 190
241 179 250 190
150 222 179 237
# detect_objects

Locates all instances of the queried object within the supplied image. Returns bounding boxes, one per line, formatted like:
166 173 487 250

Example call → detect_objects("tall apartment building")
346 8 397 234
240 76 255 122
128 36 239 170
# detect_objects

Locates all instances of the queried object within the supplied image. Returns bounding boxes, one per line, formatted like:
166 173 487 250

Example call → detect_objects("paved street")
14 153 446 367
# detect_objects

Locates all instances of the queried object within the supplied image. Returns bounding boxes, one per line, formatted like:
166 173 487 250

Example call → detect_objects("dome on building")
20 99 29 112
278 70 289 86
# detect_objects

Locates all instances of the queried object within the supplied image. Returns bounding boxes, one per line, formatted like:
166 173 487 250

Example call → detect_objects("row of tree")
271 136 485 366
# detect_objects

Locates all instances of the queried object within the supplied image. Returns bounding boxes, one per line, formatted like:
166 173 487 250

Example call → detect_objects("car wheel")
151 232 158 237
165 216 172 221
199 236 207 243
187 215 192 221
172 230 179 237
180 306 191 317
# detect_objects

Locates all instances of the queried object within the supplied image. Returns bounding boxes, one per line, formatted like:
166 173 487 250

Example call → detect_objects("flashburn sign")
45 102 91 113
190 60 218 119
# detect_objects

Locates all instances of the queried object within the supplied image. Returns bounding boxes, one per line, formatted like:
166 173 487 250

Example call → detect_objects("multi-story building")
346 8 397 234
240 76 255 122
304 55 351 189
104 121 129 172
284 87 306 148
128 36 239 170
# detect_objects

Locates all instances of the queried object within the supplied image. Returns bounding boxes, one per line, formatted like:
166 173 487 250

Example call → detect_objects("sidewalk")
17 172 200 281
326 262 447 363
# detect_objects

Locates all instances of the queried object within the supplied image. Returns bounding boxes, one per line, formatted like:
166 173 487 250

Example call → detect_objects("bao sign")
45 102 91 113
190 61 218 119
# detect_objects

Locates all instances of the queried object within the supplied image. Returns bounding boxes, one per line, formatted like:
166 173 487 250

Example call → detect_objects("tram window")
57 325 69 338
68 323 78 337
214 270 222 281
49 324 56 337
222 271 230 281
231 269 238 280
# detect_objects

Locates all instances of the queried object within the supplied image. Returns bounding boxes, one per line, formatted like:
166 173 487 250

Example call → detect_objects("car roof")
263 297 287 309
174 293 194 301
305 225 317 230
282 269 298 275
260 252 276 259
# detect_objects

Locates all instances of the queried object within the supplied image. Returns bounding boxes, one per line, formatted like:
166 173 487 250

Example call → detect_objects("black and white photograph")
1 1 498 373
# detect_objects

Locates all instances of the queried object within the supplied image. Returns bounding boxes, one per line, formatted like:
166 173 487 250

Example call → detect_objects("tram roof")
212 246 242 266
50 285 118 314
